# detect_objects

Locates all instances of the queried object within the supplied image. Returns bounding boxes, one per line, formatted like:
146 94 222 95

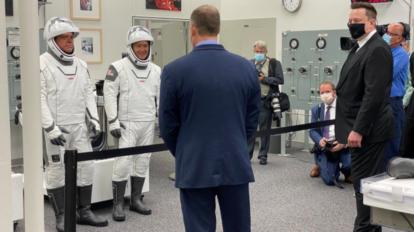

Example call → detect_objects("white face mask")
320 92 335 105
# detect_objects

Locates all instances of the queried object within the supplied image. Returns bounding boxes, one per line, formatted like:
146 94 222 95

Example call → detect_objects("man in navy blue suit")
309 81 351 187
159 4 260 232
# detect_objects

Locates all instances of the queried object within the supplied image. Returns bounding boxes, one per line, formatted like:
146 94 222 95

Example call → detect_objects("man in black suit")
335 2 393 232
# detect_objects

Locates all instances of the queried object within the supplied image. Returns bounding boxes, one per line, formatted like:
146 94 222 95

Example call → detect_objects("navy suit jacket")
309 103 325 146
159 44 261 189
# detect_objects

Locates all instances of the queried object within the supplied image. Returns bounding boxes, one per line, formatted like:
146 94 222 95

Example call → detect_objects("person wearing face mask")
309 81 351 187
382 23 409 165
248 40 284 165
104 26 161 221
336 2 393 231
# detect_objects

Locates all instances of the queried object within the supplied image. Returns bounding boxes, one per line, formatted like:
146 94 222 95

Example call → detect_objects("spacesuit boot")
76 185 109 227
130 176 152 215
112 181 127 221
47 187 65 232
154 0 179 11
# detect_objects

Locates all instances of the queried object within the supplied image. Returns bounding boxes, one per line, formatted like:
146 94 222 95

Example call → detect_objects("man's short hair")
190 5 220 36
320 80 336 91
351 2 377 20
253 40 267 51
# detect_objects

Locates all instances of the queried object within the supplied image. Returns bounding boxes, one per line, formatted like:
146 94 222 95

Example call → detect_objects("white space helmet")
126 26 154 68
44 17 79 62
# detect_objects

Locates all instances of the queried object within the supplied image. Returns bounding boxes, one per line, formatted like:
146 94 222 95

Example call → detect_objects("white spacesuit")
104 26 161 221
41 17 107 232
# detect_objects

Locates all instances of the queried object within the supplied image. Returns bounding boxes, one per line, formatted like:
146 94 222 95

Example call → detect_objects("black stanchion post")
64 149 78 232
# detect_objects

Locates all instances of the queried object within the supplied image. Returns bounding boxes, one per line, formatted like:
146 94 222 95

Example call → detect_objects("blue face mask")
254 53 265 62
382 34 391 45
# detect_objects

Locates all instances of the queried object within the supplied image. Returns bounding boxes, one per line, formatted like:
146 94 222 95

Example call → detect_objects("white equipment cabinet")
362 173 414 231
90 158 149 203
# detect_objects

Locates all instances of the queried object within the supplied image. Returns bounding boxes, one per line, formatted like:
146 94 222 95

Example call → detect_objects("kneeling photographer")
309 81 351 187
248 40 284 165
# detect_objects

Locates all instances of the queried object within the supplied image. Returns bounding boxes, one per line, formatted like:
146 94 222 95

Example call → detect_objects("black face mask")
348 23 366 39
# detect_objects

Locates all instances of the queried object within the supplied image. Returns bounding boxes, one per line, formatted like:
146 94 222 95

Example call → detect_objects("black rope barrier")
63 119 335 231
77 143 168 162
254 119 335 137
76 119 335 162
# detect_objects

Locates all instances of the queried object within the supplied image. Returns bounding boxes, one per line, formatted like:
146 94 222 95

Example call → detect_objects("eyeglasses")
387 32 402 37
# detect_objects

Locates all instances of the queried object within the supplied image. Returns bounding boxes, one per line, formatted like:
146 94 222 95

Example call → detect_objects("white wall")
6 0 409 80
221 0 412 60
44 0 220 81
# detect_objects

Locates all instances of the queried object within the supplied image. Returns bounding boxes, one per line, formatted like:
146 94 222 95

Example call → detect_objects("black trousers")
401 93 414 158
351 142 386 232
179 184 251 232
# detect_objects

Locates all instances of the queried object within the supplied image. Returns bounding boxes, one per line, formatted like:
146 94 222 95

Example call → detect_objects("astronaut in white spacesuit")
41 17 108 231
104 25 161 221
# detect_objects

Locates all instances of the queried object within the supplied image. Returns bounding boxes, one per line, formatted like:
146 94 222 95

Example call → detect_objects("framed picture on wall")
74 29 102 64
146 0 181 11
70 0 101 20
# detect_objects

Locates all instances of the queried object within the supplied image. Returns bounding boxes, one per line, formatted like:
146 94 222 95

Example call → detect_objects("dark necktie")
323 105 332 138
350 44 359 55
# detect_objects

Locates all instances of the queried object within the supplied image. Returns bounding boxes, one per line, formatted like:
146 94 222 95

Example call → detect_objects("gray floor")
13 147 403 232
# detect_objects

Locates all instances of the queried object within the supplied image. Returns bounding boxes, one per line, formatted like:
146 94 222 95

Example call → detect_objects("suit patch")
105 65 118 81
51 154 61 162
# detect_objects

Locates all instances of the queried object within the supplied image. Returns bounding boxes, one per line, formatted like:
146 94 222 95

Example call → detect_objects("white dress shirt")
324 98 336 141
357 29 377 52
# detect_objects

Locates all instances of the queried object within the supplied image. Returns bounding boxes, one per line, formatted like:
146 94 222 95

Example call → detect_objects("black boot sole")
130 207 152 215
113 214 126 221
77 220 109 227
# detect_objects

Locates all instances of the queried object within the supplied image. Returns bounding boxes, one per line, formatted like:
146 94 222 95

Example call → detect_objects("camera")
324 140 335 148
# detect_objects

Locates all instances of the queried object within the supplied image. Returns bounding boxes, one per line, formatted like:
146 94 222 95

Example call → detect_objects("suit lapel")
337 45 363 89
320 104 325 120
318 104 325 134
337 33 380 89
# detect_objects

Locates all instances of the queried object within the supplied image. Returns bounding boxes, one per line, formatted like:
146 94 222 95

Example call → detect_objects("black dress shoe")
259 158 267 165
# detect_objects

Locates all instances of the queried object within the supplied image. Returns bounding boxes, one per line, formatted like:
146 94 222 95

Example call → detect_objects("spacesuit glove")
110 129 121 139
89 119 102 141
47 126 67 146
51 135 66 146
109 119 125 139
